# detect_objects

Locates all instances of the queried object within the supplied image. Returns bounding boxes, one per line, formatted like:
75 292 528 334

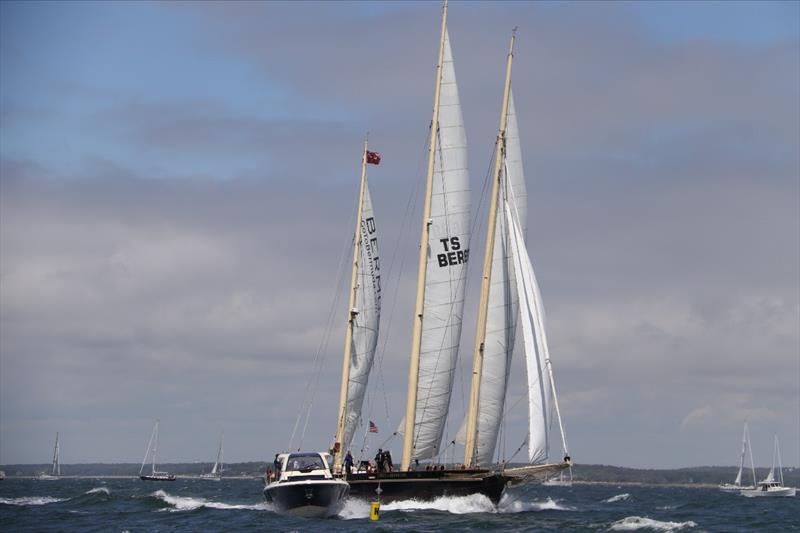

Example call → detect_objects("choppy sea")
1 477 798 532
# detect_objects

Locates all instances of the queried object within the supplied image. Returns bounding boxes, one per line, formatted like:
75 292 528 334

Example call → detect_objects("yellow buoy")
370 500 380 521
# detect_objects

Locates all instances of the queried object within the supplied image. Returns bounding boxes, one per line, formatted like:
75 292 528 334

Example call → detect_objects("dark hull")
264 480 349 518
139 475 176 481
345 469 509 504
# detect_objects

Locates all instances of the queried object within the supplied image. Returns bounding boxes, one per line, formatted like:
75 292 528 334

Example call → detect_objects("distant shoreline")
1 463 797 486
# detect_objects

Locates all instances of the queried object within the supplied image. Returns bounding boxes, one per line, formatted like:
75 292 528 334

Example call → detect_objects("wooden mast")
333 140 370 474
463 30 516 468
401 0 448 472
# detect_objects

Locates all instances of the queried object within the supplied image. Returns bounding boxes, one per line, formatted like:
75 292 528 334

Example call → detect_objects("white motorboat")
263 452 348 518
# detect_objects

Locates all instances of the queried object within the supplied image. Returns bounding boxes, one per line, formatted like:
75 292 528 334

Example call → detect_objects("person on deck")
375 449 384 473
344 451 354 477
273 454 281 477
383 450 393 472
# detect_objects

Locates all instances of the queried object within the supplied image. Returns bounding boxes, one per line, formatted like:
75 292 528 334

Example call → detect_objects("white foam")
341 493 496 517
151 490 271 512
384 493 496 514
0 496 68 506
604 493 631 503
86 487 111 495
609 516 697 531
499 495 575 513
338 498 372 519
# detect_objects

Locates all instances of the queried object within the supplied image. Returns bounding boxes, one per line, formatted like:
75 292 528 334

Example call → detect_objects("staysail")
505 189 556 464
342 180 381 451
409 27 471 461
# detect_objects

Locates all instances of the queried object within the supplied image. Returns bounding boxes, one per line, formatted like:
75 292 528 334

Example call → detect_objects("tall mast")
463 30 516 467
401 0 448 472
152 419 159 474
333 140 370 474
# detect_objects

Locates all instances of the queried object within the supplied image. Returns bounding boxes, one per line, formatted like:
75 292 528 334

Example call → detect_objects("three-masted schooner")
332 1 570 503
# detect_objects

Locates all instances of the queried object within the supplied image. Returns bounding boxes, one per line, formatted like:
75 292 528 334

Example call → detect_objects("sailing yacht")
339 1 569 504
37 432 60 480
200 433 224 480
139 420 176 481
741 435 796 497
719 422 756 492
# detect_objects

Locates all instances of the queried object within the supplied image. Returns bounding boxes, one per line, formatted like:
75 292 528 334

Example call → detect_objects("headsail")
410 27 471 461
505 191 560 464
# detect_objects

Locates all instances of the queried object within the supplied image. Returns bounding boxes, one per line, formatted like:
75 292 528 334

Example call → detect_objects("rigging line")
287 193 357 451
298 235 353 449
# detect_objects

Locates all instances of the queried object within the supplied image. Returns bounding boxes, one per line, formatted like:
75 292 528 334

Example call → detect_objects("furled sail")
457 93 527 466
412 28 471 460
504 192 552 464
342 180 381 452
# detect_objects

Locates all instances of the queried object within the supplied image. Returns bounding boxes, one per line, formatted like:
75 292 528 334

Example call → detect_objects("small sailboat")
719 422 756 492
37 432 60 480
139 420 176 481
740 435 796 497
200 433 224 480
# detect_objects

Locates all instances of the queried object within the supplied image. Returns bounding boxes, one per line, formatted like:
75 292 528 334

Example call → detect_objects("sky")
1 1 798 469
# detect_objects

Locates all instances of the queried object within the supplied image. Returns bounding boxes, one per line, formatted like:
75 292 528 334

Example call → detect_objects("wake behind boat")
263 452 349 517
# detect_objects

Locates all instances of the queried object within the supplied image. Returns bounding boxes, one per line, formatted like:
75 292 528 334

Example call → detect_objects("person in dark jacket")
344 451 354 477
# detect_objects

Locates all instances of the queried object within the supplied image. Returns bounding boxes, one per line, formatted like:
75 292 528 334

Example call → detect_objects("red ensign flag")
366 151 381 165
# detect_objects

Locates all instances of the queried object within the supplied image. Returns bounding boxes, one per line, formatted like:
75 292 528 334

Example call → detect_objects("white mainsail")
342 180 381 452
51 432 60 476
465 92 527 466
410 27 471 461
211 433 224 475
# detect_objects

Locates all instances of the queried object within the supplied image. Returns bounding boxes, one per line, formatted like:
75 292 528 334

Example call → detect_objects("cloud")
0 2 797 467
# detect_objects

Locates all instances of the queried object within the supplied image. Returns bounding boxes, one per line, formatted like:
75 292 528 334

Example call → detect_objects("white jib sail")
458 93 527 466
342 180 381 452
505 196 552 464
413 28 471 461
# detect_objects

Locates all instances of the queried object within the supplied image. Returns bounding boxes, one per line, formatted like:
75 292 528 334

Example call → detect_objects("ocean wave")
0 496 68 506
609 516 697 531
604 493 631 503
499 496 575 513
150 490 270 512
86 487 111 496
